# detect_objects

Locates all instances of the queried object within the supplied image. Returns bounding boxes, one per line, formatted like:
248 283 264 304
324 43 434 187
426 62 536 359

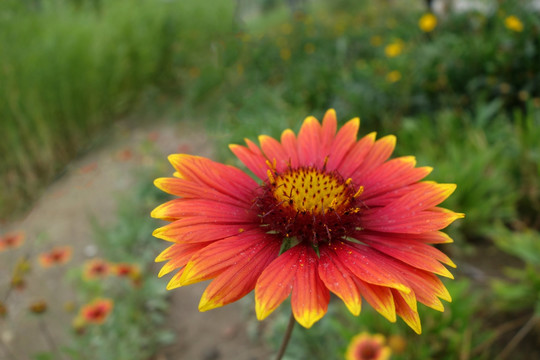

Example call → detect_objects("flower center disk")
258 166 363 245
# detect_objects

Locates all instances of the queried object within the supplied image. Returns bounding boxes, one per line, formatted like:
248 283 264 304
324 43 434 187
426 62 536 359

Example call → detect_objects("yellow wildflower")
419 13 437 32
505 15 524 32
386 70 402 83
384 41 404 58
280 48 291 61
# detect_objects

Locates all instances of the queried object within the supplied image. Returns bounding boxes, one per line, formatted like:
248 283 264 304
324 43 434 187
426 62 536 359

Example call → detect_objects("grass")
0 0 235 220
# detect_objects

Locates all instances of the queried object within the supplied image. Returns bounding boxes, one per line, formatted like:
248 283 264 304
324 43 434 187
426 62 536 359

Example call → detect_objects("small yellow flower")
334 22 346 36
384 41 404 58
499 83 511 94
518 90 529 102
386 70 402 83
280 48 292 61
280 23 293 35
241 33 251 43
419 13 438 32
388 334 407 354
505 15 524 32
236 63 244 75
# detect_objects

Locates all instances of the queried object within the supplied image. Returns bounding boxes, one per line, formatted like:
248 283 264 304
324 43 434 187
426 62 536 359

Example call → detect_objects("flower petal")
151 198 254 222
326 117 360 171
387 259 452 311
280 129 299 168
255 247 298 321
359 231 455 278
153 219 258 243
361 183 464 233
259 135 289 173
359 157 432 200
229 141 268 181
154 177 251 207
330 241 410 293
319 246 362 316
350 135 396 181
297 116 323 167
167 154 257 201
337 132 376 178
354 280 396 322
320 109 338 155
291 246 330 328
392 289 422 334
156 242 210 278
198 237 280 311
362 207 464 234
178 231 276 286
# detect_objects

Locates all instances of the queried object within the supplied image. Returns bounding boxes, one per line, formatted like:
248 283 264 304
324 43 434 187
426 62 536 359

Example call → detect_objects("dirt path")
1 119 270 360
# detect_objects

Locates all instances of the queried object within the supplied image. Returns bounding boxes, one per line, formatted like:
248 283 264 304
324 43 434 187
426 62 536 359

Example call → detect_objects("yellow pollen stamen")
265 159 277 172
272 168 352 215
354 186 364 198
267 169 275 184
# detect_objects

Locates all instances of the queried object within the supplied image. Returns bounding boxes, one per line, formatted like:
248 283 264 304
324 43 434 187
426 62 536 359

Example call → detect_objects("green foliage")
491 224 540 314
0 0 235 220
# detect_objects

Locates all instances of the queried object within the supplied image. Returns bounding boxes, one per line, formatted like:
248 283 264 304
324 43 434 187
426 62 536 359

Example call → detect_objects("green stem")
275 312 295 360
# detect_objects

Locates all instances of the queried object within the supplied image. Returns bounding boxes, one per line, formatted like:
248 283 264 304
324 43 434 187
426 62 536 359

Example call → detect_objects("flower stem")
275 312 295 360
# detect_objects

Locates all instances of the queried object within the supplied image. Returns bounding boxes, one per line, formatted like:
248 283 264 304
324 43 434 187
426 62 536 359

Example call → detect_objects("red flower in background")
113 262 140 278
346 332 391 360
0 231 25 252
152 110 463 331
83 258 110 280
38 246 72 268
79 298 114 325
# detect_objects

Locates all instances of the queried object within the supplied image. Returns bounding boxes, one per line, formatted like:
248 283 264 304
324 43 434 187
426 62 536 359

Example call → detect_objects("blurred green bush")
0 0 235 219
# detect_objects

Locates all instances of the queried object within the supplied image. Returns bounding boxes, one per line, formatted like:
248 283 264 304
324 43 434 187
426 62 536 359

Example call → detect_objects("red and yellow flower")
346 332 391 360
504 15 524 32
38 246 72 268
113 262 140 278
0 231 25 252
418 13 437 33
113 262 142 286
83 258 110 280
79 298 114 325
152 110 463 332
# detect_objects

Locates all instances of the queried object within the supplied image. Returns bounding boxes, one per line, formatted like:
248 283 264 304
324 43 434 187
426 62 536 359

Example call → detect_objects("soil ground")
0 119 271 360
